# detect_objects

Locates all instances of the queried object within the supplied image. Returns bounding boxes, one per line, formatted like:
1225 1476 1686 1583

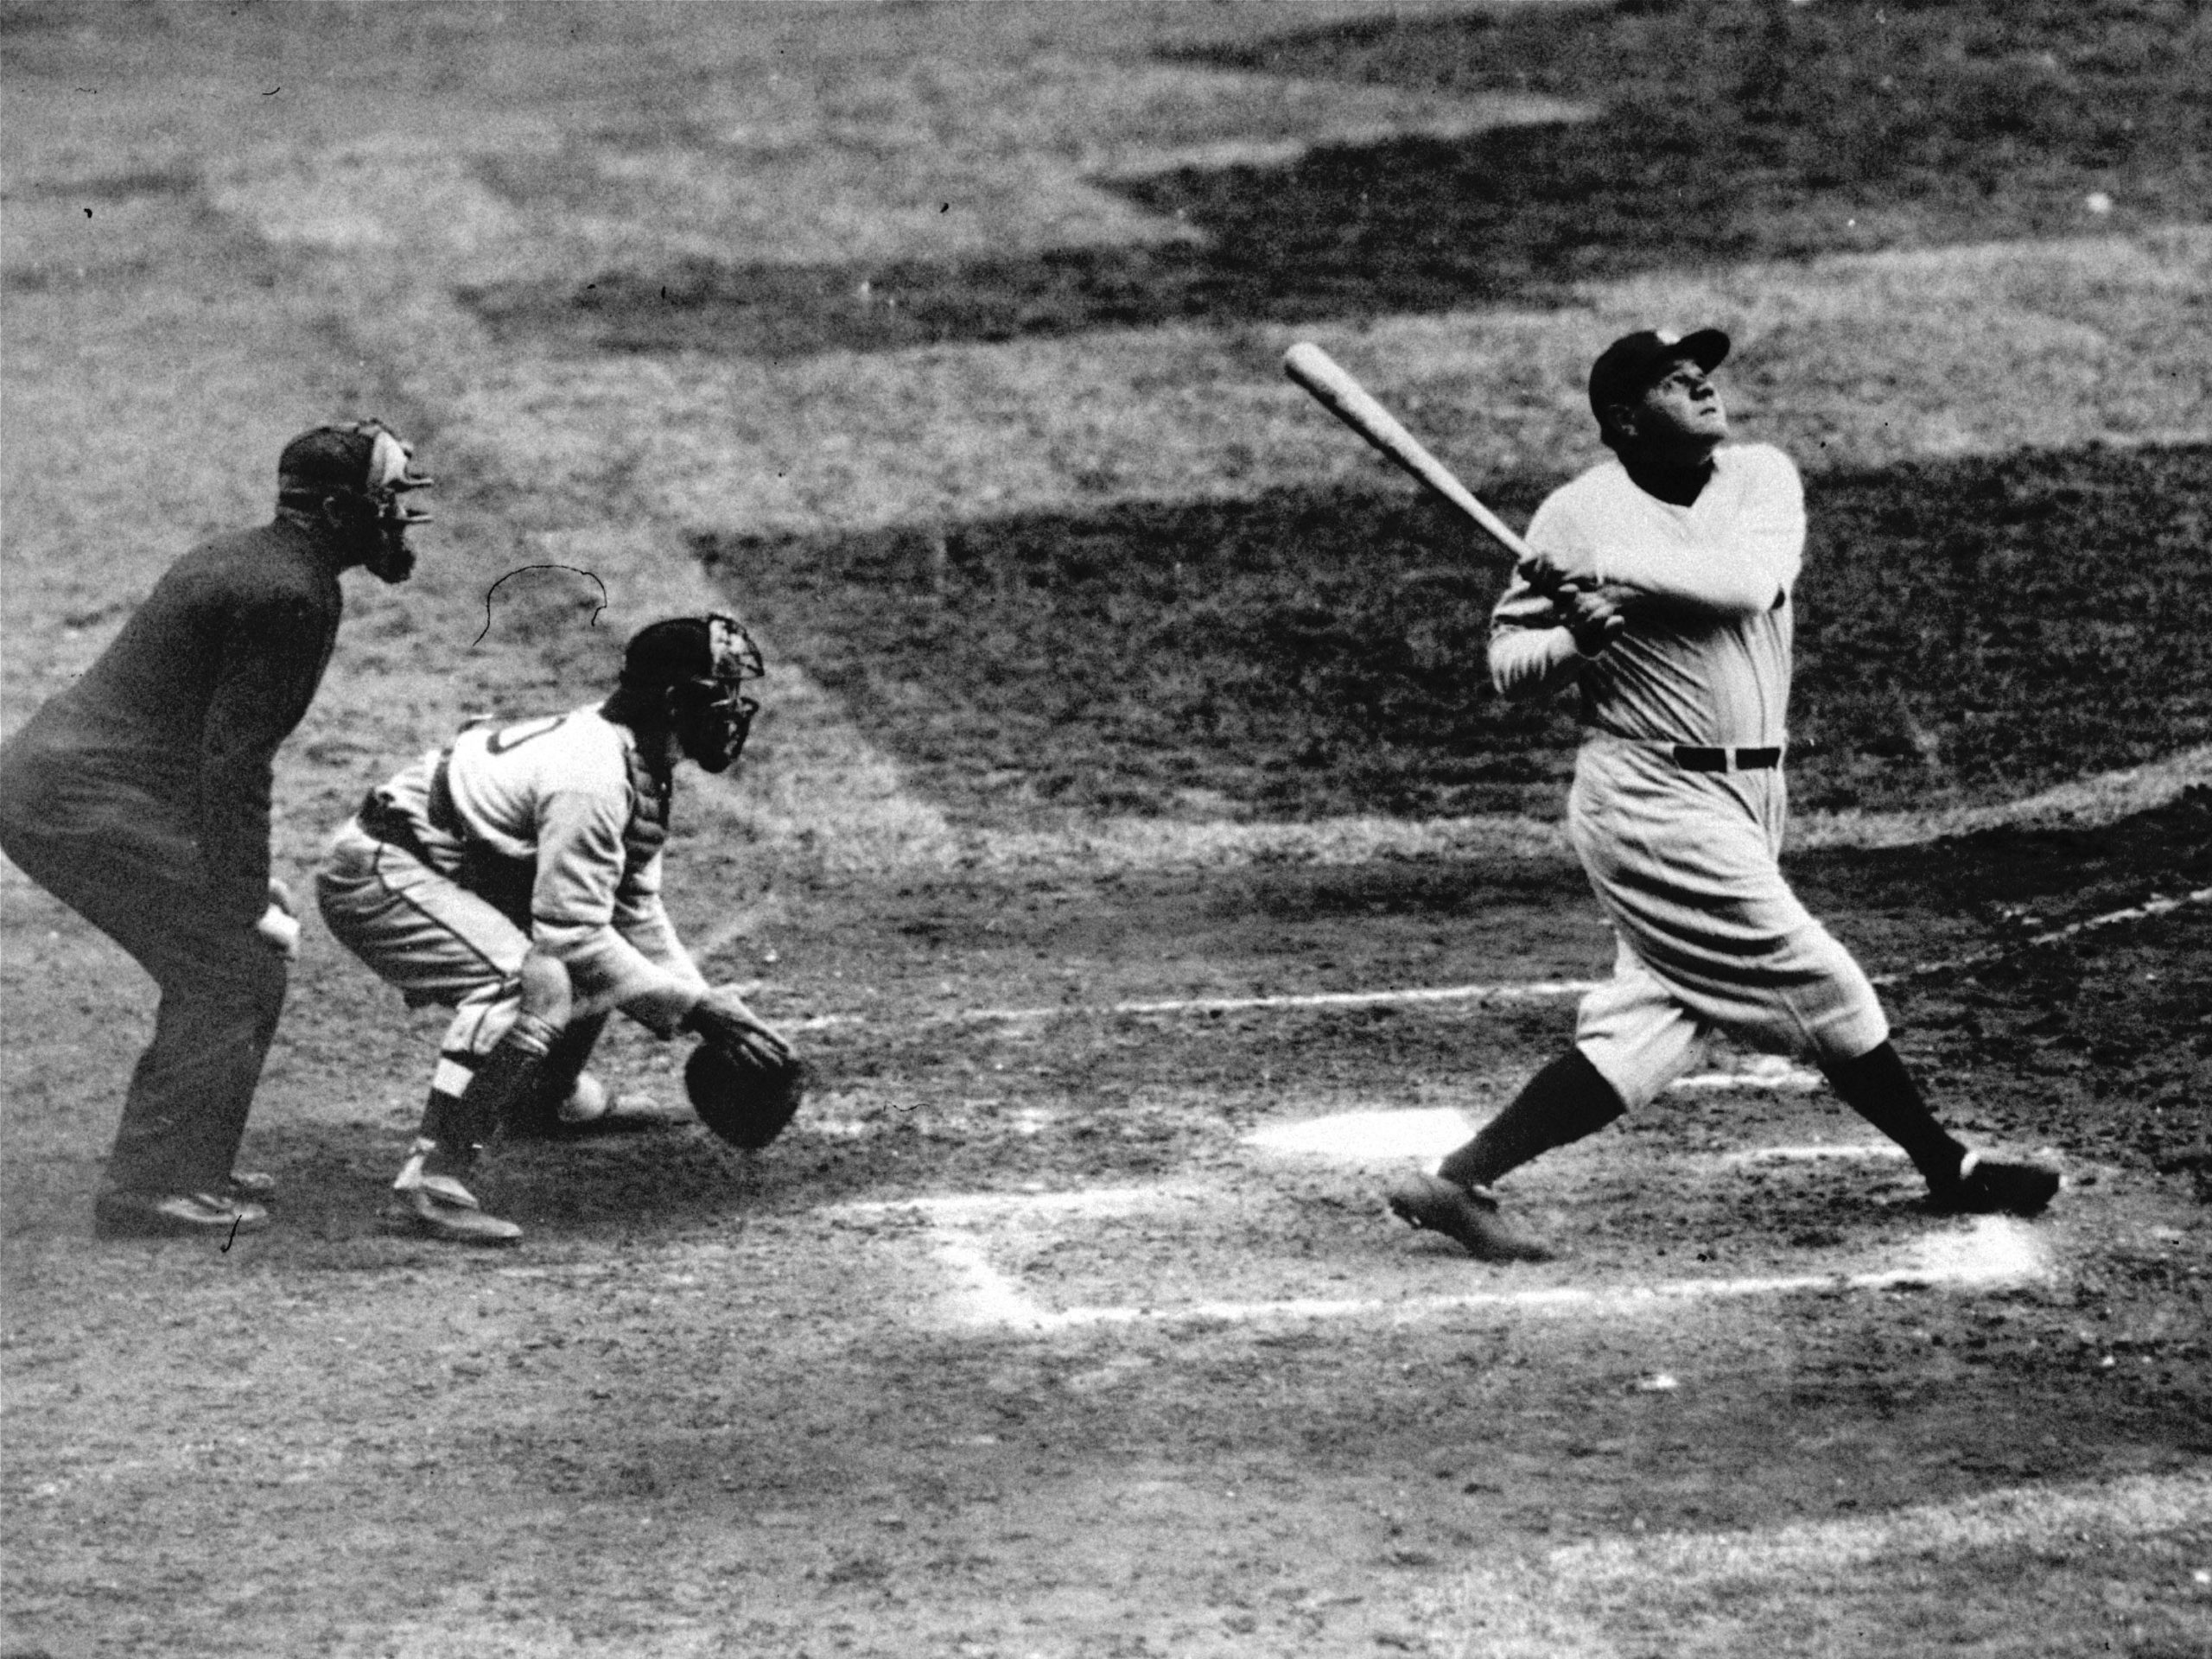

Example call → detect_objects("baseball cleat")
93 1190 270 1240
389 1165 521 1245
1929 1152 2061 1217
1385 1173 1555 1262
505 1075 661 1139
226 1170 278 1199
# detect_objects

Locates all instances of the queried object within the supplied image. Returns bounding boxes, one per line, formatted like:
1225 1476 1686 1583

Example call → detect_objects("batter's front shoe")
93 1189 270 1240
1929 1152 2061 1217
1386 1173 1554 1262
389 1156 521 1246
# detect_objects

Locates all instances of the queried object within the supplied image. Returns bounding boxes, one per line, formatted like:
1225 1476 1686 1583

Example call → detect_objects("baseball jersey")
1490 442 1804 747
0 518 345 925
372 704 700 1027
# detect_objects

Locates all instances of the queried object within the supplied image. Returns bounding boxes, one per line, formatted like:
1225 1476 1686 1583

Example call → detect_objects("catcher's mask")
277 417 434 583
619 613 765 772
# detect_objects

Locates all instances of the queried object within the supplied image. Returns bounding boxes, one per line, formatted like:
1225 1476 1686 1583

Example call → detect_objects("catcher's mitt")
684 1036 807 1150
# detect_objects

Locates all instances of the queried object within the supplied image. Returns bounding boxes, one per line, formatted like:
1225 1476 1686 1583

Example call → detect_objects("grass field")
3 3 2210 1656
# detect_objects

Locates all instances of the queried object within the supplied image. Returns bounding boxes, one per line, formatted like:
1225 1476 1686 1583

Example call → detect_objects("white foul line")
785 979 1600 1033
772 885 2208 1035
1876 885 2211 985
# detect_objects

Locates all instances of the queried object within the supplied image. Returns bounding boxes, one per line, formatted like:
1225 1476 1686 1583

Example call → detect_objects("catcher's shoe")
93 1189 270 1240
505 1074 660 1140
389 1159 521 1246
1928 1152 2061 1217
1385 1173 1554 1262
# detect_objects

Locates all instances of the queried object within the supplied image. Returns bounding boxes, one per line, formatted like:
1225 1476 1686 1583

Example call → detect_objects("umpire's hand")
256 878 302 959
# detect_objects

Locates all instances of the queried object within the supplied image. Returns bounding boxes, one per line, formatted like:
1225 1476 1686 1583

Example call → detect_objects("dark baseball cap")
1587 327 1731 427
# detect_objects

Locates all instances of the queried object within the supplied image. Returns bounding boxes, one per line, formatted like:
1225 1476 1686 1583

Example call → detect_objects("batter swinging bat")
1283 341 1535 569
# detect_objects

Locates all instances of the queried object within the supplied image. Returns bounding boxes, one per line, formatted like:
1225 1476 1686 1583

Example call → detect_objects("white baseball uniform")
317 703 707 1066
1491 442 1887 1111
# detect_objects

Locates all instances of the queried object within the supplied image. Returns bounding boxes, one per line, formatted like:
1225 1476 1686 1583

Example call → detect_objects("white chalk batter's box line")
779 886 2209 1033
828 1179 2054 1335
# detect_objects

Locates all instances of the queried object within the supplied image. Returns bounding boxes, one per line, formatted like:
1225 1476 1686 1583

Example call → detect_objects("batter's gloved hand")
1554 578 1637 658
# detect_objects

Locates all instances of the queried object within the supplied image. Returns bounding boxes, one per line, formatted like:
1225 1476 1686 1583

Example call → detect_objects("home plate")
1243 1107 1475 1163
1249 1065 1832 1166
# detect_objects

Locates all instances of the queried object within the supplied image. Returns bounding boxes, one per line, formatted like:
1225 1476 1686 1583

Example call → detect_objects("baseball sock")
1821 1041 1966 1185
1438 1047 1624 1191
415 1014 560 1183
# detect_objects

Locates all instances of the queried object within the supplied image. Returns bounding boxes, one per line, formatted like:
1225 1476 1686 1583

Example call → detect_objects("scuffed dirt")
3 795 2208 1657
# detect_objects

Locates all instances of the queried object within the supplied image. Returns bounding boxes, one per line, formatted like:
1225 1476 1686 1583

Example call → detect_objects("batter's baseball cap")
1587 327 1731 428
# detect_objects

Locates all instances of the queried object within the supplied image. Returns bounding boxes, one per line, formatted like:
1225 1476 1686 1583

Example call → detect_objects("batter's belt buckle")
1672 745 1783 773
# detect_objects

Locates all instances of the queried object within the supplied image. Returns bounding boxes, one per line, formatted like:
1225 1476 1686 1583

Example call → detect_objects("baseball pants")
315 820 626 1105
0 760 288 1196
1566 735 1889 1111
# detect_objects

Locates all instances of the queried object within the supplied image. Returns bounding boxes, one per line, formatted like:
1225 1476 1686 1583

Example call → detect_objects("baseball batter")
1388 328 2061 1261
0 420 430 1239
316 614 792 1244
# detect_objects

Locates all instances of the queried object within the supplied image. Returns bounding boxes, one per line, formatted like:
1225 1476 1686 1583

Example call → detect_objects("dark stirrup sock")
1820 1040 1967 1185
420 1014 561 1181
1439 1047 1626 1192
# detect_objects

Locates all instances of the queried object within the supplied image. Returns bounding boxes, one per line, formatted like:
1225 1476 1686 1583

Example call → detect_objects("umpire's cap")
1588 327 1731 431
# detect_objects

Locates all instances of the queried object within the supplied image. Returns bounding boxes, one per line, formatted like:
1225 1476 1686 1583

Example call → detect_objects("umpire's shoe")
1386 1173 1555 1262
390 1156 522 1245
1929 1151 2061 1217
93 1189 270 1240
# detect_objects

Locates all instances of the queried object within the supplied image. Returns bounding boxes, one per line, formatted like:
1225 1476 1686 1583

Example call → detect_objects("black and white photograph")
2 2 2207 1653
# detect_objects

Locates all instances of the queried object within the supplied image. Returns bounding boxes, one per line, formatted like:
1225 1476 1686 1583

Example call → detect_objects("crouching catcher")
317 614 794 1244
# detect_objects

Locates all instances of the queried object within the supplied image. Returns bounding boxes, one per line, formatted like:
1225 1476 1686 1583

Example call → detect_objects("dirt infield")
3 3 2209 1656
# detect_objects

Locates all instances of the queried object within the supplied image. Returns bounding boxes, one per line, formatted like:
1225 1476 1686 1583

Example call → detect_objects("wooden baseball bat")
1283 341 1536 568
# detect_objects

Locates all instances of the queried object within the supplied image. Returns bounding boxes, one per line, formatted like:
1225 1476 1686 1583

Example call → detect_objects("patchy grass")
465 0 2212 356
702 441 2212 827
701 440 2212 826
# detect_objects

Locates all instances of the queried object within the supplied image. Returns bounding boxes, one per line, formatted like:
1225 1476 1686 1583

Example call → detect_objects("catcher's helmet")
277 417 434 582
684 1039 806 1150
619 613 765 772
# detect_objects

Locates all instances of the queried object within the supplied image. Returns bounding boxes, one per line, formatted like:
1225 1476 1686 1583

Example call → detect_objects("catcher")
316 613 802 1244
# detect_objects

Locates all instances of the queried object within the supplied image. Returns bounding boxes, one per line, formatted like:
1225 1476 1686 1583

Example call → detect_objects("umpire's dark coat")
0 515 347 1196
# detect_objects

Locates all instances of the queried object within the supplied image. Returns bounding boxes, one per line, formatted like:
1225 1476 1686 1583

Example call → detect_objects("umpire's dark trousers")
0 752 287 1197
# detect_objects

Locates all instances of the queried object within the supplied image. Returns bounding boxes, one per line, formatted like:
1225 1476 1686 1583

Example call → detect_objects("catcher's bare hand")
683 985 793 1065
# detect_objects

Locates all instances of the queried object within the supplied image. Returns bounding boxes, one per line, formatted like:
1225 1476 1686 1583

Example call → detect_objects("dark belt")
1672 745 1783 773
357 790 436 863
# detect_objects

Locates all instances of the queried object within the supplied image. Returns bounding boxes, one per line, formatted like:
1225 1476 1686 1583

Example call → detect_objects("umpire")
0 419 432 1238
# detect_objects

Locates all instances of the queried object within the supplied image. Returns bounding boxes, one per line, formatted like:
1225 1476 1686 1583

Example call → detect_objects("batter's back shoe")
226 1170 277 1200
1386 1173 1555 1262
389 1162 522 1246
1929 1152 2061 1217
94 1190 270 1240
